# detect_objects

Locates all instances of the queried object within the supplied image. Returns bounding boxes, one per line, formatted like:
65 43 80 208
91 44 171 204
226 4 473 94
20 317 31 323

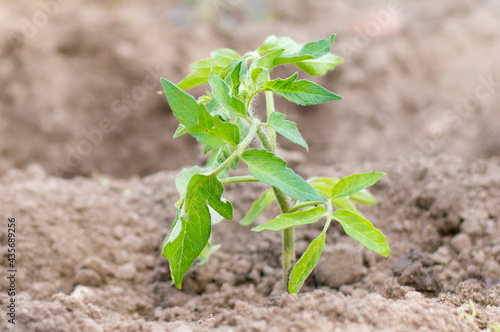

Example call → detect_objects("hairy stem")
220 175 259 184
261 90 295 292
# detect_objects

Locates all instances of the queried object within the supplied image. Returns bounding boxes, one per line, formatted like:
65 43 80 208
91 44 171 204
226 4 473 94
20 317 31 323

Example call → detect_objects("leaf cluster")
160 34 389 293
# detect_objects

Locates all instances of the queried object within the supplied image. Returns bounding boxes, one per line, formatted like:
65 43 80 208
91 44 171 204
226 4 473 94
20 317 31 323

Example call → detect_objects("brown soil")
1 0 500 331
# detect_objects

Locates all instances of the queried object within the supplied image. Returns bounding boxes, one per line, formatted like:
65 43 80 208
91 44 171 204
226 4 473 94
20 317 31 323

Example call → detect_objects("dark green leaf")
161 78 240 148
208 71 246 116
241 149 325 202
240 189 276 226
162 174 233 288
252 207 327 232
289 230 326 294
331 172 385 199
268 112 308 150
265 73 342 106
332 209 390 257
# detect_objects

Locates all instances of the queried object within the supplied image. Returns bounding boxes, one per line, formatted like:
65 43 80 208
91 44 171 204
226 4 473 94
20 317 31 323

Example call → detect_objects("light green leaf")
178 48 241 90
228 61 245 96
268 112 308 150
208 71 246 116
252 207 327 232
256 35 301 55
198 243 221 266
161 78 240 148
265 73 342 106
255 49 285 70
331 197 361 215
332 209 390 257
310 177 338 199
350 189 377 206
331 172 385 199
241 149 325 202
240 189 276 226
275 34 336 65
296 53 343 76
173 123 188 138
175 166 208 197
162 174 233 288
289 230 326 294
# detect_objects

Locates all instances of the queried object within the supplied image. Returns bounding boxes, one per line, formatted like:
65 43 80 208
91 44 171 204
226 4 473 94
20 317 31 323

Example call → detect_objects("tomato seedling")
160 34 390 294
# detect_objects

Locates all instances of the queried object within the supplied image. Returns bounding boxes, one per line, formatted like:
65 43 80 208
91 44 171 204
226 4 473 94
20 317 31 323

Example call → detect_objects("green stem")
265 91 276 149
220 175 259 184
260 90 295 292
210 119 260 177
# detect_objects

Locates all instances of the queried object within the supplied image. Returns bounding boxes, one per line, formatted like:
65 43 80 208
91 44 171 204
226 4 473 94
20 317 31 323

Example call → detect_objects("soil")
1 0 500 331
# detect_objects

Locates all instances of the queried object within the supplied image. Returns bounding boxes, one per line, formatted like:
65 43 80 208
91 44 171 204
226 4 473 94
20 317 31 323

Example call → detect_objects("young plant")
160 34 390 294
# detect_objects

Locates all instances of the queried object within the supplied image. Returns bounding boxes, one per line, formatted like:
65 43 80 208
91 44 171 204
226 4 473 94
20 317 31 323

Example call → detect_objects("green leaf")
252 207 327 232
275 34 336 65
254 49 285 70
331 197 361 215
240 189 276 226
228 61 245 96
198 243 221 266
161 78 240 148
350 189 377 206
332 209 390 257
268 112 308 150
173 123 188 138
208 70 246 116
241 149 325 202
331 172 385 199
310 177 338 199
175 166 208 197
296 53 344 76
265 73 342 106
289 230 326 294
256 35 301 55
178 48 241 90
162 174 233 288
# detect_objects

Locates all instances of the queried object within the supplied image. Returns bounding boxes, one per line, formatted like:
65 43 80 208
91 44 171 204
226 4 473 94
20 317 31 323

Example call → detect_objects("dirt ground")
1 0 500 331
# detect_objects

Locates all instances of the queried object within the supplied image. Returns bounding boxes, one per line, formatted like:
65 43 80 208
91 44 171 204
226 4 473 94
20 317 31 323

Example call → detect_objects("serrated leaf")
256 35 301 55
331 172 385 199
240 189 276 226
161 78 240 148
265 73 342 106
173 123 187 138
178 48 241 90
208 70 246 116
241 149 325 202
162 174 233 288
296 53 344 76
252 207 327 232
332 209 390 257
275 34 336 65
289 230 326 294
268 112 308 150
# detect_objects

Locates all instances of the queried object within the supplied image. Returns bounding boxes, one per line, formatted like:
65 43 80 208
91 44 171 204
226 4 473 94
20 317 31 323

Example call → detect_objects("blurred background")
1 0 499 179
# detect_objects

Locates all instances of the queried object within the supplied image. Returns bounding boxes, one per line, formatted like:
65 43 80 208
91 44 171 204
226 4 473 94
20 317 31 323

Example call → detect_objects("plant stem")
289 200 327 213
261 90 295 292
210 119 260 176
